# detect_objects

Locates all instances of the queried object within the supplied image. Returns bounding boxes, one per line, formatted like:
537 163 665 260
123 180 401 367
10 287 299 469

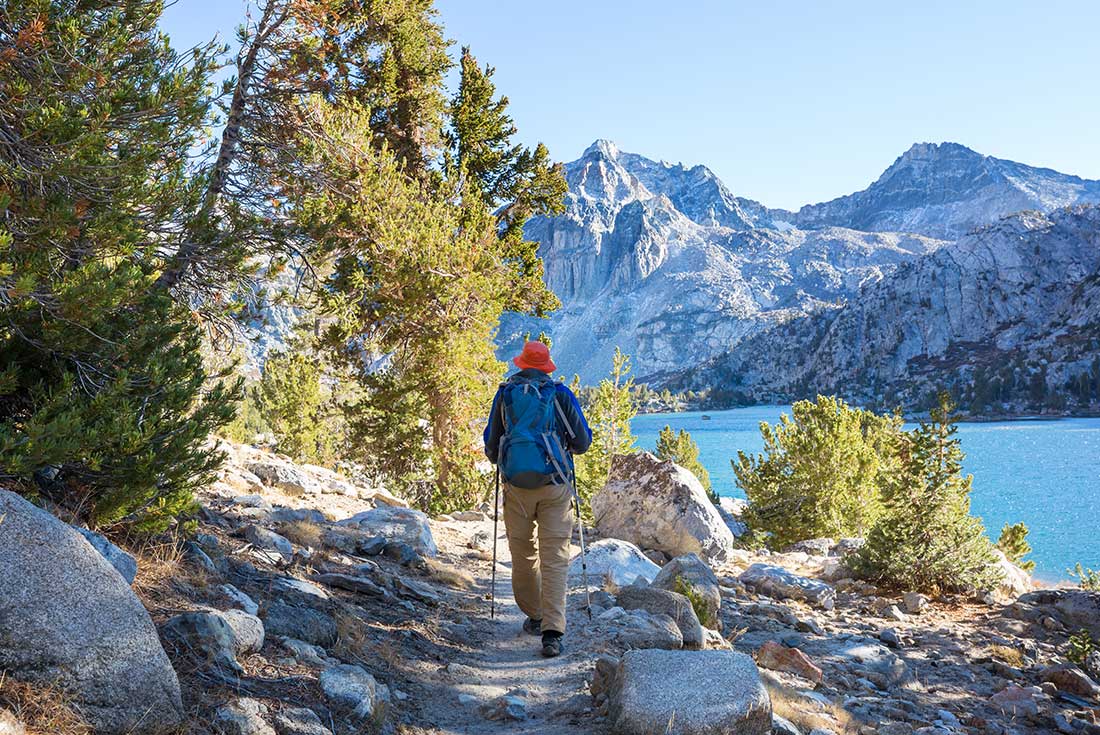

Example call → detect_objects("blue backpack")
498 374 574 489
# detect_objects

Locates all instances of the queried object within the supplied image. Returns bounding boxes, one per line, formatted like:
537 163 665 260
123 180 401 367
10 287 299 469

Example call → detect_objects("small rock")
262 602 337 647
644 549 669 566
312 573 390 599
246 461 314 496
319 664 389 725
183 540 218 573
458 693 478 706
1041 663 1100 698
214 697 276 735
467 529 491 551
903 592 929 615
880 628 903 648
272 577 331 601
882 604 907 622
382 541 424 567
279 637 330 667
337 506 437 556
242 525 294 558
756 640 824 683
445 662 484 683
989 685 1042 717
772 714 802 735
452 510 486 522
0 710 25 735
480 694 527 721
218 584 259 616
272 707 332 735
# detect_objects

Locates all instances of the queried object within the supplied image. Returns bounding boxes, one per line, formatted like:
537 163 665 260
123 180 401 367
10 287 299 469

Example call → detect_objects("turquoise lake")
632 407 1100 582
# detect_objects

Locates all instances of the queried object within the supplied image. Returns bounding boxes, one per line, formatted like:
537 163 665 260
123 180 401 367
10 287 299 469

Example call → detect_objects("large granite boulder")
336 506 437 556
592 453 734 565
0 490 184 734
570 538 661 587
607 650 771 735
653 553 722 628
590 607 684 650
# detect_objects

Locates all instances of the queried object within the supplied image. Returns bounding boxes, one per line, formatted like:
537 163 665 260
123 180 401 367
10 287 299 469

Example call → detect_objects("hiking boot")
541 631 563 658
522 617 542 636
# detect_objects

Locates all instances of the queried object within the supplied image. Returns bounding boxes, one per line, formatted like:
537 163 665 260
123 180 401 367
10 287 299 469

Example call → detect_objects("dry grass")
333 609 376 666
130 535 211 610
278 520 325 549
988 644 1026 667
764 673 858 735
423 557 475 590
0 675 92 735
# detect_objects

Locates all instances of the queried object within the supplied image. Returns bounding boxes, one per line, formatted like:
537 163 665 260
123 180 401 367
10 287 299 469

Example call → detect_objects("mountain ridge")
502 139 1100 406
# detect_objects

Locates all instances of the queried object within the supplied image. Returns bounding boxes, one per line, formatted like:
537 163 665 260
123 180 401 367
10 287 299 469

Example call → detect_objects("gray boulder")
272 707 332 735
608 650 771 735
1017 589 1100 637
337 506 437 556
592 607 684 650
262 601 337 647
617 585 704 650
214 698 276 735
246 460 314 496
72 526 138 584
319 664 389 726
241 524 294 558
571 538 661 587
739 563 836 610
592 453 734 565
653 553 722 628
0 490 184 734
162 610 242 672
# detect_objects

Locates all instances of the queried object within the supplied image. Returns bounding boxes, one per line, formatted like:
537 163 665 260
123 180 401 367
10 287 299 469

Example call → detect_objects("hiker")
483 340 592 658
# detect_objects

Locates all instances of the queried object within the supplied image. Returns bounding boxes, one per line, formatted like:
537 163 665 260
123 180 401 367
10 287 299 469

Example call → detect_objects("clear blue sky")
162 0 1100 209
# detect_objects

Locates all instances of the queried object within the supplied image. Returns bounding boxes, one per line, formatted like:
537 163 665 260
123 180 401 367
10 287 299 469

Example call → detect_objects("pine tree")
854 393 1001 593
572 348 638 516
0 0 238 529
734 396 901 547
255 350 339 465
656 425 716 503
997 522 1036 573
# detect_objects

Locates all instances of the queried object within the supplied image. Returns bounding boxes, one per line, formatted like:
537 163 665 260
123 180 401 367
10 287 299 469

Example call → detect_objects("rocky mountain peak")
583 138 622 159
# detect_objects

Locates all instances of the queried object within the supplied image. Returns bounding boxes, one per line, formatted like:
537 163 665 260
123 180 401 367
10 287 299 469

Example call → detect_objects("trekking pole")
569 452 593 621
490 465 500 620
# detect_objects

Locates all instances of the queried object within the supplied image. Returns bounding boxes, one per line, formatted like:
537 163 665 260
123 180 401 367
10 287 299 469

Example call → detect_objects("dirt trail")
407 521 603 734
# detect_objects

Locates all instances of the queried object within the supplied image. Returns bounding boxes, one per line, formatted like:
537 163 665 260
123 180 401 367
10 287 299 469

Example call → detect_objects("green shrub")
1067 629 1097 666
1069 563 1100 591
997 522 1036 573
733 395 902 548
853 393 1001 593
675 577 717 628
223 388 272 445
656 425 716 503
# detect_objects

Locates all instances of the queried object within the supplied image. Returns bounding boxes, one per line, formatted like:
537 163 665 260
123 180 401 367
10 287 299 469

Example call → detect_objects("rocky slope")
500 141 943 382
3 448 1099 735
677 206 1100 411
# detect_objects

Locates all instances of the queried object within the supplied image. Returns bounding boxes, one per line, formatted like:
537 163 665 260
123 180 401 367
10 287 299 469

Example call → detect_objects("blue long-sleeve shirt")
483 369 592 464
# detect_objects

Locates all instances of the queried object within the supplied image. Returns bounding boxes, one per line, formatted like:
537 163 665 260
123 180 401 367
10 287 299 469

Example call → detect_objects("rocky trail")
2 440 1099 735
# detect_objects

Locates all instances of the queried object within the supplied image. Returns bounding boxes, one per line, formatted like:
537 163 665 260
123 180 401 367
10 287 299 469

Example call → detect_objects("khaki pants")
503 482 574 635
